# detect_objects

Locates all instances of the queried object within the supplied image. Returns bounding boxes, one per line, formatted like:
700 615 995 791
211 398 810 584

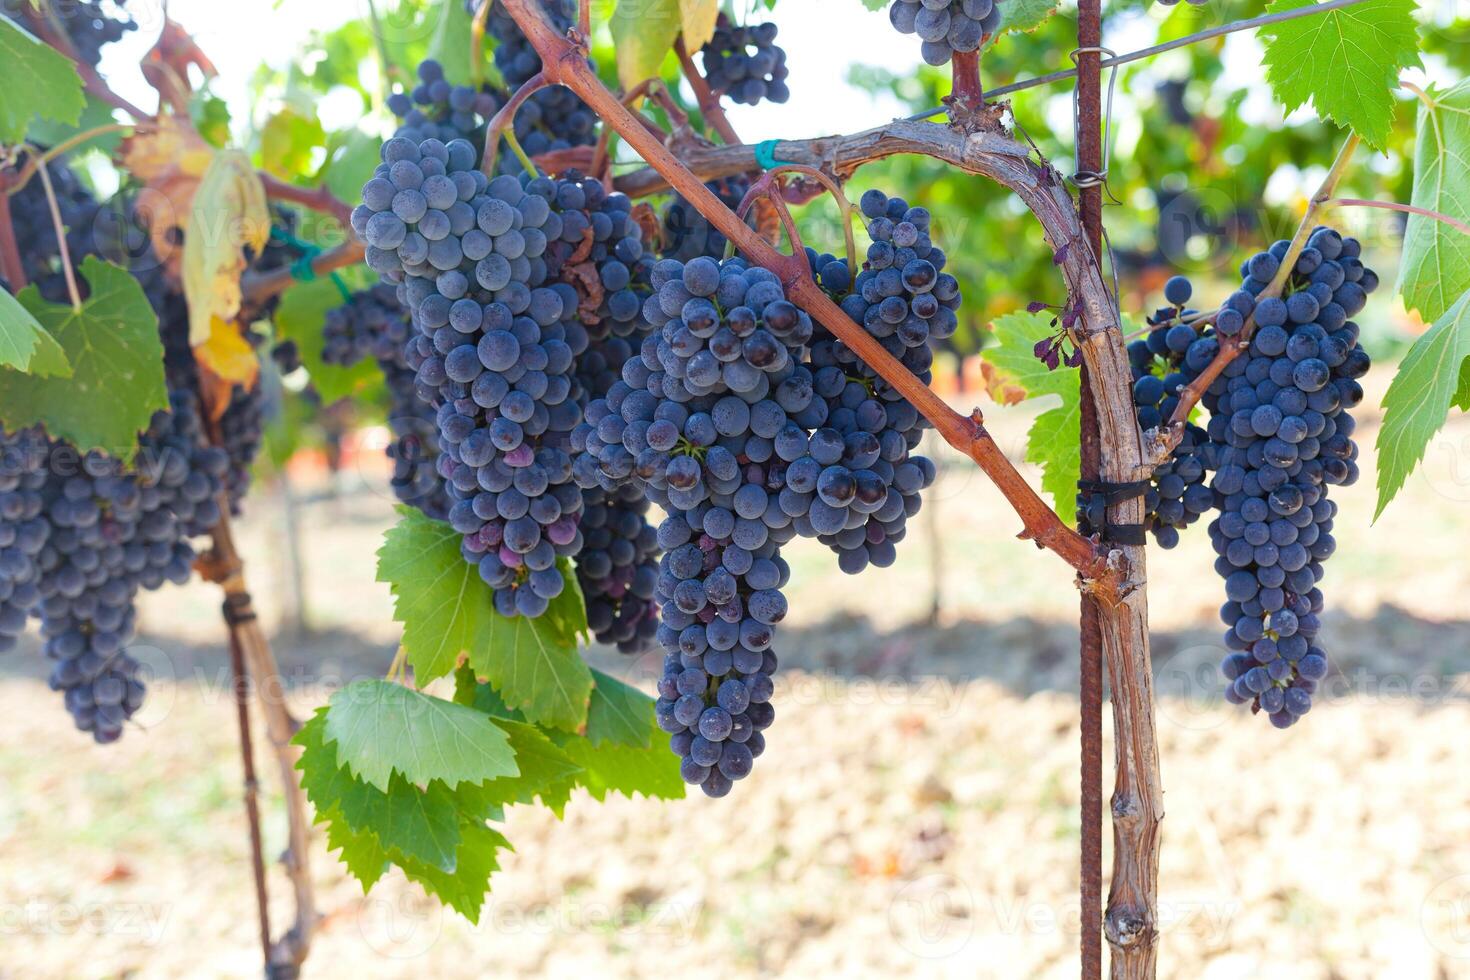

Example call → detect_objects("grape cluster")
661 175 750 264
652 511 780 797
793 190 947 571
1110 275 1220 547
1 0 135 67
1208 228 1373 727
571 256 807 794
576 485 660 652
323 284 414 366
357 133 664 615
888 0 1004 67
11 391 229 743
700 20 790 106
0 428 48 655
387 59 503 148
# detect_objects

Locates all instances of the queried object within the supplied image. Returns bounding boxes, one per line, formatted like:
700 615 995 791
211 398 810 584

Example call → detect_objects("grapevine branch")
1147 134 1361 458
257 173 355 227
241 240 366 304
500 0 1115 586
226 603 273 968
199 498 316 974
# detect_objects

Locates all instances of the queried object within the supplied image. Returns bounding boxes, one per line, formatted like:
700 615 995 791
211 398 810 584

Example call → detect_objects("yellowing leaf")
117 116 216 275
118 114 214 184
195 316 259 386
610 0 680 90
182 149 270 346
678 0 719 52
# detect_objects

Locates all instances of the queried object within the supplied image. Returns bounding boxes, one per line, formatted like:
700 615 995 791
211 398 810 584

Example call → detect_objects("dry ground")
3 373 1470 979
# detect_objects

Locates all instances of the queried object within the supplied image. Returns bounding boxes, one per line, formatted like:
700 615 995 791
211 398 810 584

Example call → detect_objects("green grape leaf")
471 557 593 732
1397 80 1470 322
0 257 165 456
299 710 512 917
190 91 232 148
425 0 478 86
1375 288 1470 518
322 128 384 207
457 718 584 817
297 711 463 871
258 106 326 180
1455 358 1470 413
273 273 380 403
586 669 654 748
0 16 84 143
1260 0 1422 150
553 727 685 802
610 0 680 90
1024 396 1083 515
377 509 593 731
996 0 1060 35
978 311 1082 514
27 93 122 152
857 0 886 11
321 680 518 793
0 289 70 378
395 820 511 924
457 673 677 803
322 809 391 891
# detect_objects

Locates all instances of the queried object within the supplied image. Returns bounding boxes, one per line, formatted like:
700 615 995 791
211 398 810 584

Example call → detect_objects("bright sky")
97 1 930 140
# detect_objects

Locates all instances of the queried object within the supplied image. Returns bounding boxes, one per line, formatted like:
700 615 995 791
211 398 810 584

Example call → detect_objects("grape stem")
481 71 550 177
241 240 366 304
1149 134 1361 459
1324 198 1470 238
498 0 1123 588
470 0 493 89
257 172 355 226
34 159 82 311
949 50 985 119
751 164 861 286
0 178 27 291
674 35 742 146
364 0 397 100
4 124 138 197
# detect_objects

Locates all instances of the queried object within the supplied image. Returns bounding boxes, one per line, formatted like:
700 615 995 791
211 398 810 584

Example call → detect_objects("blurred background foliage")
61 0 1455 472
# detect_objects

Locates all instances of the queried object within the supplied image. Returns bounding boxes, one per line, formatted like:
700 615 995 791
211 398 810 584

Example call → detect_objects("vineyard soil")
2 381 1469 979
